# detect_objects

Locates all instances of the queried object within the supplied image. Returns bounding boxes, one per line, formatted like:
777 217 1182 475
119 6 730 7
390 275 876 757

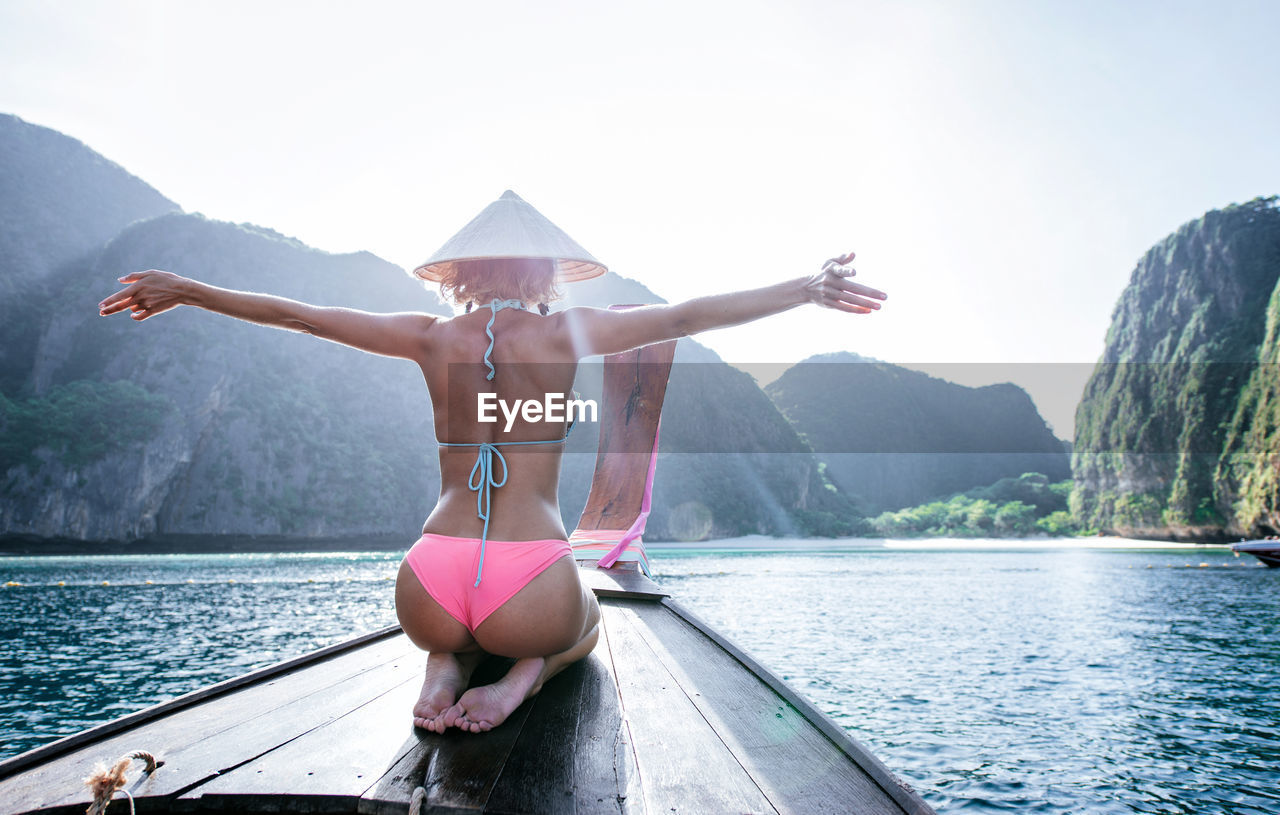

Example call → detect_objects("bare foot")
444 656 545 733
413 652 479 733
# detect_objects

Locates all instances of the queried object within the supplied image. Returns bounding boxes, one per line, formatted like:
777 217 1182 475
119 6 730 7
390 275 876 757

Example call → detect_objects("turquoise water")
1 544 1277 813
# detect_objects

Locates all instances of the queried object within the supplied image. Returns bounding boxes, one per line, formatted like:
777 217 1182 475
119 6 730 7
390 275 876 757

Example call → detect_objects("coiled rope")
83 750 162 815
409 785 426 815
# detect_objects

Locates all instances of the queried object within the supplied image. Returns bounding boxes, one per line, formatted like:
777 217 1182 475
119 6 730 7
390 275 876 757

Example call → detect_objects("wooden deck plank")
566 645 636 815
357 656 535 814
0 626 402 783
0 634 417 815
660 601 934 815
601 603 777 815
415 703 535 813
165 654 417 812
631 600 916 815
356 745 429 815
482 659 592 815
177 673 420 810
596 599 644 815
577 565 669 600
361 635 637 815
357 587 654 815
597 603 691 815
483 649 629 815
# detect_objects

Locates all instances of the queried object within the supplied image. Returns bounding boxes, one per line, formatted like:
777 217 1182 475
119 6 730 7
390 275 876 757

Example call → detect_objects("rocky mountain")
765 352 1070 512
1218 279 1280 536
1072 197 1280 539
0 113 179 392
2 210 448 542
0 114 851 545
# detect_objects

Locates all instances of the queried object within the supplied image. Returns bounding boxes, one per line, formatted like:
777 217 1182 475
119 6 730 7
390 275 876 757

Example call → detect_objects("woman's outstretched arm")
559 252 885 358
98 270 436 360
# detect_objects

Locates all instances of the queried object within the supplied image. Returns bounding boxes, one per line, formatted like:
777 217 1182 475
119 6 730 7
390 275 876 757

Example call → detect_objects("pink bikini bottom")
404 533 572 633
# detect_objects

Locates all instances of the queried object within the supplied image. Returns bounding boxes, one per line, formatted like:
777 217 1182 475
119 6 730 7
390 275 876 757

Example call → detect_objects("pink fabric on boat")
569 527 652 575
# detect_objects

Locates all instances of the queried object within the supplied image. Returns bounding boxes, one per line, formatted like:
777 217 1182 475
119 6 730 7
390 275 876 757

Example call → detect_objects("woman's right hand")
99 270 193 321
803 251 887 314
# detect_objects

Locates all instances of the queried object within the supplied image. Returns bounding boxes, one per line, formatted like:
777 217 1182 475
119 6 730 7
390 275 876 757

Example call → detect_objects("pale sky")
3 0 1278 439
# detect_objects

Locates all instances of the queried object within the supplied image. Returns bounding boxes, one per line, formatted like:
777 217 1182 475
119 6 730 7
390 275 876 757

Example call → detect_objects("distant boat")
1232 539 1280 567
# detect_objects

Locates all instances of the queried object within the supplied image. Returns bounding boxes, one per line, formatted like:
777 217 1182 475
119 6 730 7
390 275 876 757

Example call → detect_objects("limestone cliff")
0 114 179 391
1072 197 1280 539
1218 280 1280 535
3 213 446 541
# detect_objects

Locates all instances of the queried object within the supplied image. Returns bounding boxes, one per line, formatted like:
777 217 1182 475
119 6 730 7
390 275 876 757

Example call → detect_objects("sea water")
1 542 1276 813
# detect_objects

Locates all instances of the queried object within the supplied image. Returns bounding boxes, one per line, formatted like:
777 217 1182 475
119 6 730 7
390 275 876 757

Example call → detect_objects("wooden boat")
0 338 935 815
1231 539 1280 567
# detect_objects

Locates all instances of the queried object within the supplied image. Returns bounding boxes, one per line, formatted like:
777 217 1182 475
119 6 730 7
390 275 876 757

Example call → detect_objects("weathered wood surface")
0 626 402 781
0 631 414 814
362 655 541 815
576 564 668 599
177 673 421 810
658 600 934 815
600 601 777 814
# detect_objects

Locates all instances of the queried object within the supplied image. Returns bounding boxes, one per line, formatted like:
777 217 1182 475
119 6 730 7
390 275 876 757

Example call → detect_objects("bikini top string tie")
483 298 526 381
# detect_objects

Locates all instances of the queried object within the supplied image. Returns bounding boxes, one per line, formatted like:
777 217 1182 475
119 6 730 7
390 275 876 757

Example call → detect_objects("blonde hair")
436 258 562 311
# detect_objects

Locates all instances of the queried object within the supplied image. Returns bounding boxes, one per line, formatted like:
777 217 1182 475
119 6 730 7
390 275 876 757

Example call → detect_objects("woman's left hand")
99 270 192 321
803 251 887 314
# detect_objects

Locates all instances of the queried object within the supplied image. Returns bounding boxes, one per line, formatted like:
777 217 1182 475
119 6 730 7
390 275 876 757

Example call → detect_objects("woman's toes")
443 703 464 728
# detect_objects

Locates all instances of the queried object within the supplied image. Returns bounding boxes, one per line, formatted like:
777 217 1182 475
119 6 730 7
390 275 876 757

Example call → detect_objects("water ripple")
653 547 1280 814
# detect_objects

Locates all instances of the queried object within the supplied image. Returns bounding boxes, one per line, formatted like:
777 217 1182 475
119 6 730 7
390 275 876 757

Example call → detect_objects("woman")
97 191 886 734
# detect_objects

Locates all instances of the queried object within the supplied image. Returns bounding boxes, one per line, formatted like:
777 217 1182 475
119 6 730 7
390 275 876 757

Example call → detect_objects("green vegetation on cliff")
0 381 171 472
871 472 1079 537
1072 197 1280 538
1218 276 1280 535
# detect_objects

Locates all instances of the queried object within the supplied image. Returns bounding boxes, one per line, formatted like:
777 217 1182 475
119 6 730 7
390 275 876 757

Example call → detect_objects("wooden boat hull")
0 566 933 814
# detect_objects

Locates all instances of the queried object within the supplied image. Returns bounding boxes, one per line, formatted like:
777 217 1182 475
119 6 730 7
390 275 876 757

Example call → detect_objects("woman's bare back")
417 306 579 543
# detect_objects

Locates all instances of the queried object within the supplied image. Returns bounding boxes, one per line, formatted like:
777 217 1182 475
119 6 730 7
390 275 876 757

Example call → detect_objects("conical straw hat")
413 190 607 283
